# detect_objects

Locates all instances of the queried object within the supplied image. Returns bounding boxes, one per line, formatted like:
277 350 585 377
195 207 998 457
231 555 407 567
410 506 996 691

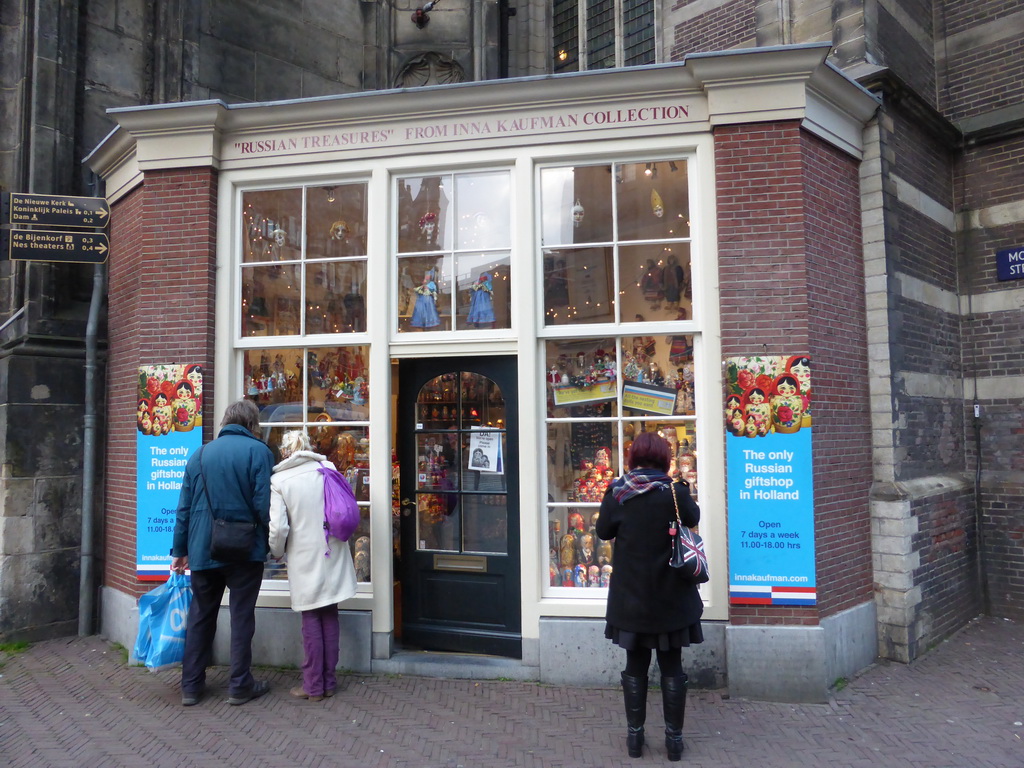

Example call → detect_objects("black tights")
624 647 683 678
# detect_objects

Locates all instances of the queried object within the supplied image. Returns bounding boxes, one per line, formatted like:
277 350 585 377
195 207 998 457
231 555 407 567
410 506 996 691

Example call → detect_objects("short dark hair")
628 431 671 472
221 398 261 434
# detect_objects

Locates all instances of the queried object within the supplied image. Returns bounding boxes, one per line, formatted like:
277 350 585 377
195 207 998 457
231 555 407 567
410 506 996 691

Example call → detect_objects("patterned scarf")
612 467 673 504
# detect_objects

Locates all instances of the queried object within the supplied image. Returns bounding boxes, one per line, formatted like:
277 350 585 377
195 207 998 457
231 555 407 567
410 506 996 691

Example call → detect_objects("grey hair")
279 429 310 458
220 398 261 434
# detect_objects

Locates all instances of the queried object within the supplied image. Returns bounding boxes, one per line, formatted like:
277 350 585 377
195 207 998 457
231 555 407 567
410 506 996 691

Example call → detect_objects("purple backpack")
319 466 359 555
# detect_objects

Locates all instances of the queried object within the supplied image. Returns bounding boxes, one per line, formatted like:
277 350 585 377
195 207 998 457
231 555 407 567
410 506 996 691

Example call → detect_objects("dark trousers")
181 561 264 696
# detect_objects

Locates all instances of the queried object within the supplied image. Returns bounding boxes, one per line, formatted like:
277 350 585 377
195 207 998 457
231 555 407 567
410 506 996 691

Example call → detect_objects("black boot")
621 672 648 758
661 673 688 761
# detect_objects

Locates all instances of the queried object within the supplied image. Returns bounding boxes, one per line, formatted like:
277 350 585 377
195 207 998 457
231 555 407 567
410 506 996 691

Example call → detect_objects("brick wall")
911 489 980 655
937 0 1024 121
103 168 218 599
717 122 873 624
668 0 755 60
957 127 1024 620
801 131 873 619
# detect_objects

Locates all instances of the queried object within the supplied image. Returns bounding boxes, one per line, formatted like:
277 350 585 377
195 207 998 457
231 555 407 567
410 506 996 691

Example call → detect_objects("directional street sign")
5 229 109 263
3 192 110 229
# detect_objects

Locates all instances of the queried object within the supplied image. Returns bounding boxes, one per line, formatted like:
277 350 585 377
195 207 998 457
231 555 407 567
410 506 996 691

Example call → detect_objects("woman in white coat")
270 430 357 701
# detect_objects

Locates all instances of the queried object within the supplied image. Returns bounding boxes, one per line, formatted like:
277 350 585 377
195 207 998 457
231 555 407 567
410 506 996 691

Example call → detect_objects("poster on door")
468 427 502 473
724 355 816 605
136 364 204 580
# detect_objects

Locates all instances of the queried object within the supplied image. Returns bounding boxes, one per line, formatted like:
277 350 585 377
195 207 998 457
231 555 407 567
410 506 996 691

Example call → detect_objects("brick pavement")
1 616 1021 768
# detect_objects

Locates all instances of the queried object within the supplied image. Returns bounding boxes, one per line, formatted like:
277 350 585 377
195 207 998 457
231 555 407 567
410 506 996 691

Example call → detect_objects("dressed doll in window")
410 270 441 329
467 272 495 326
418 211 438 249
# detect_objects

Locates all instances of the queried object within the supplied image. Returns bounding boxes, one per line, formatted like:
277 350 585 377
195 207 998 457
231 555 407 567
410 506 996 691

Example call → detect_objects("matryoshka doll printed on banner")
183 364 204 427
784 355 812 427
172 380 198 432
769 373 804 434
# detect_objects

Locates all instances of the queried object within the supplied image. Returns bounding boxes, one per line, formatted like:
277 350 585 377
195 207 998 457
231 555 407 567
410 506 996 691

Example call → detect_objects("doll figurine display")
410 270 441 329
467 272 495 326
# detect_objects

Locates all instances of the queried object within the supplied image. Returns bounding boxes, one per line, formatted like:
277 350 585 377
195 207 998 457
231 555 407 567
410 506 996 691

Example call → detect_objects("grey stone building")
2 0 1022 692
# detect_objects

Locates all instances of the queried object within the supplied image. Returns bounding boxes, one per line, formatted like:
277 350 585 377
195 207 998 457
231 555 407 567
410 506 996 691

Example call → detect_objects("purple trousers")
301 604 340 696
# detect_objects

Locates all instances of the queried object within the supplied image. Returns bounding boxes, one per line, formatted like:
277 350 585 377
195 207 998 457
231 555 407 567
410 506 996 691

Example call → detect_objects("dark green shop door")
398 356 521 657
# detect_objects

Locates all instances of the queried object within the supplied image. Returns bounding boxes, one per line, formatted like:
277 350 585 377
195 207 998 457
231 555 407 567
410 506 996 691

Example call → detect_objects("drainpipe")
79 173 106 636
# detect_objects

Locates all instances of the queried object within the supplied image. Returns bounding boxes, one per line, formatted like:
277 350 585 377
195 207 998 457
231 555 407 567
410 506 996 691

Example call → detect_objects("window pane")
306 345 370 420
462 493 507 554
553 0 579 72
306 261 366 334
542 246 615 325
615 160 690 241
241 263 301 337
246 348 301 417
398 256 452 331
623 0 655 66
586 0 616 69
546 423 618 504
397 175 452 253
306 183 367 258
454 254 510 330
619 242 691 324
455 172 511 250
242 188 302 263
545 337 618 418
540 165 613 245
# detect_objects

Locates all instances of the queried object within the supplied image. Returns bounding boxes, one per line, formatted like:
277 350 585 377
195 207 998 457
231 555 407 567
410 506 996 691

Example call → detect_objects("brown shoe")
324 688 336 698
289 685 324 702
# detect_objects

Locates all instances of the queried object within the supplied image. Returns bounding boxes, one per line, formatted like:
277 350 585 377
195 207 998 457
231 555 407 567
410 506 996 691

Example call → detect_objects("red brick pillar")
103 167 218 597
716 122 873 626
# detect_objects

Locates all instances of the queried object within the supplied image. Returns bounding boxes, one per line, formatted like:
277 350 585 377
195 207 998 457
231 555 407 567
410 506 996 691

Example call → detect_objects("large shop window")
541 159 697 591
396 171 512 333
239 184 373 585
553 0 655 73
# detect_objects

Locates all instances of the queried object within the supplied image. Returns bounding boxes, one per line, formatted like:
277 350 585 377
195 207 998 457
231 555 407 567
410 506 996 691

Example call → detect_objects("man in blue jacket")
171 399 275 706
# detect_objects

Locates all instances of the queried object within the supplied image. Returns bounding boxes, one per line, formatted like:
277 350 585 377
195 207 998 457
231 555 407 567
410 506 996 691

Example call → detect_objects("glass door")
397 356 520 657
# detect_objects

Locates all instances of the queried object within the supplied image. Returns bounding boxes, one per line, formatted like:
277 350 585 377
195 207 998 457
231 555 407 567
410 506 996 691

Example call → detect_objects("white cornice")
685 44 880 158
86 45 879 177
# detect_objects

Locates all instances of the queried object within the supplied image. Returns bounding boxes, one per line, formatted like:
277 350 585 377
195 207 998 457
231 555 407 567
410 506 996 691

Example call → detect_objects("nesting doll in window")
560 532 577 568
588 564 601 587
598 539 613 567
576 532 595 567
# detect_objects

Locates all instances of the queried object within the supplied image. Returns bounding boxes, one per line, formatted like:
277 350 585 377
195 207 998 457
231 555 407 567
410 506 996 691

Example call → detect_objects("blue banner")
136 364 203 580
724 355 816 605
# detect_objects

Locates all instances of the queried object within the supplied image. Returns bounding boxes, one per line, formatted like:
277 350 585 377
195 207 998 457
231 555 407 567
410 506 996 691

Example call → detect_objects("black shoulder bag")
197 446 261 562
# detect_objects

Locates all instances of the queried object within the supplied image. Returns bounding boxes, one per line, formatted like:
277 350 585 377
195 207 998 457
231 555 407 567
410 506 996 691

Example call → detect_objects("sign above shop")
4 228 109 263
996 247 1024 281
3 192 110 229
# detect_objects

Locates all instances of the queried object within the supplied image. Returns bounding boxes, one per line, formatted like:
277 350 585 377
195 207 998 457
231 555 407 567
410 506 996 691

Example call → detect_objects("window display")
544 335 699 590
396 172 512 332
241 184 367 337
540 160 691 327
245 345 372 583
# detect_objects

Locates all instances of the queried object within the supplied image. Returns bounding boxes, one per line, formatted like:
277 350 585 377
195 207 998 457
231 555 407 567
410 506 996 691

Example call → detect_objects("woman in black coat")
596 431 702 761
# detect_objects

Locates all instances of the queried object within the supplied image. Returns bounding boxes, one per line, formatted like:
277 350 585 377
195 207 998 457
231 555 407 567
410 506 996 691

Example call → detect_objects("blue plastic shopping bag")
133 572 192 669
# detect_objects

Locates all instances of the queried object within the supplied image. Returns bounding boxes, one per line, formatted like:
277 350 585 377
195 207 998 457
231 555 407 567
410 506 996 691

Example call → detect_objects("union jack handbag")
668 484 710 583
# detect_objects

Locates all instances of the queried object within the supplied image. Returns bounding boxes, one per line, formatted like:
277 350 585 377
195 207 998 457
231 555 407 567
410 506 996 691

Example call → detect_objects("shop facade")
89 44 879 701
